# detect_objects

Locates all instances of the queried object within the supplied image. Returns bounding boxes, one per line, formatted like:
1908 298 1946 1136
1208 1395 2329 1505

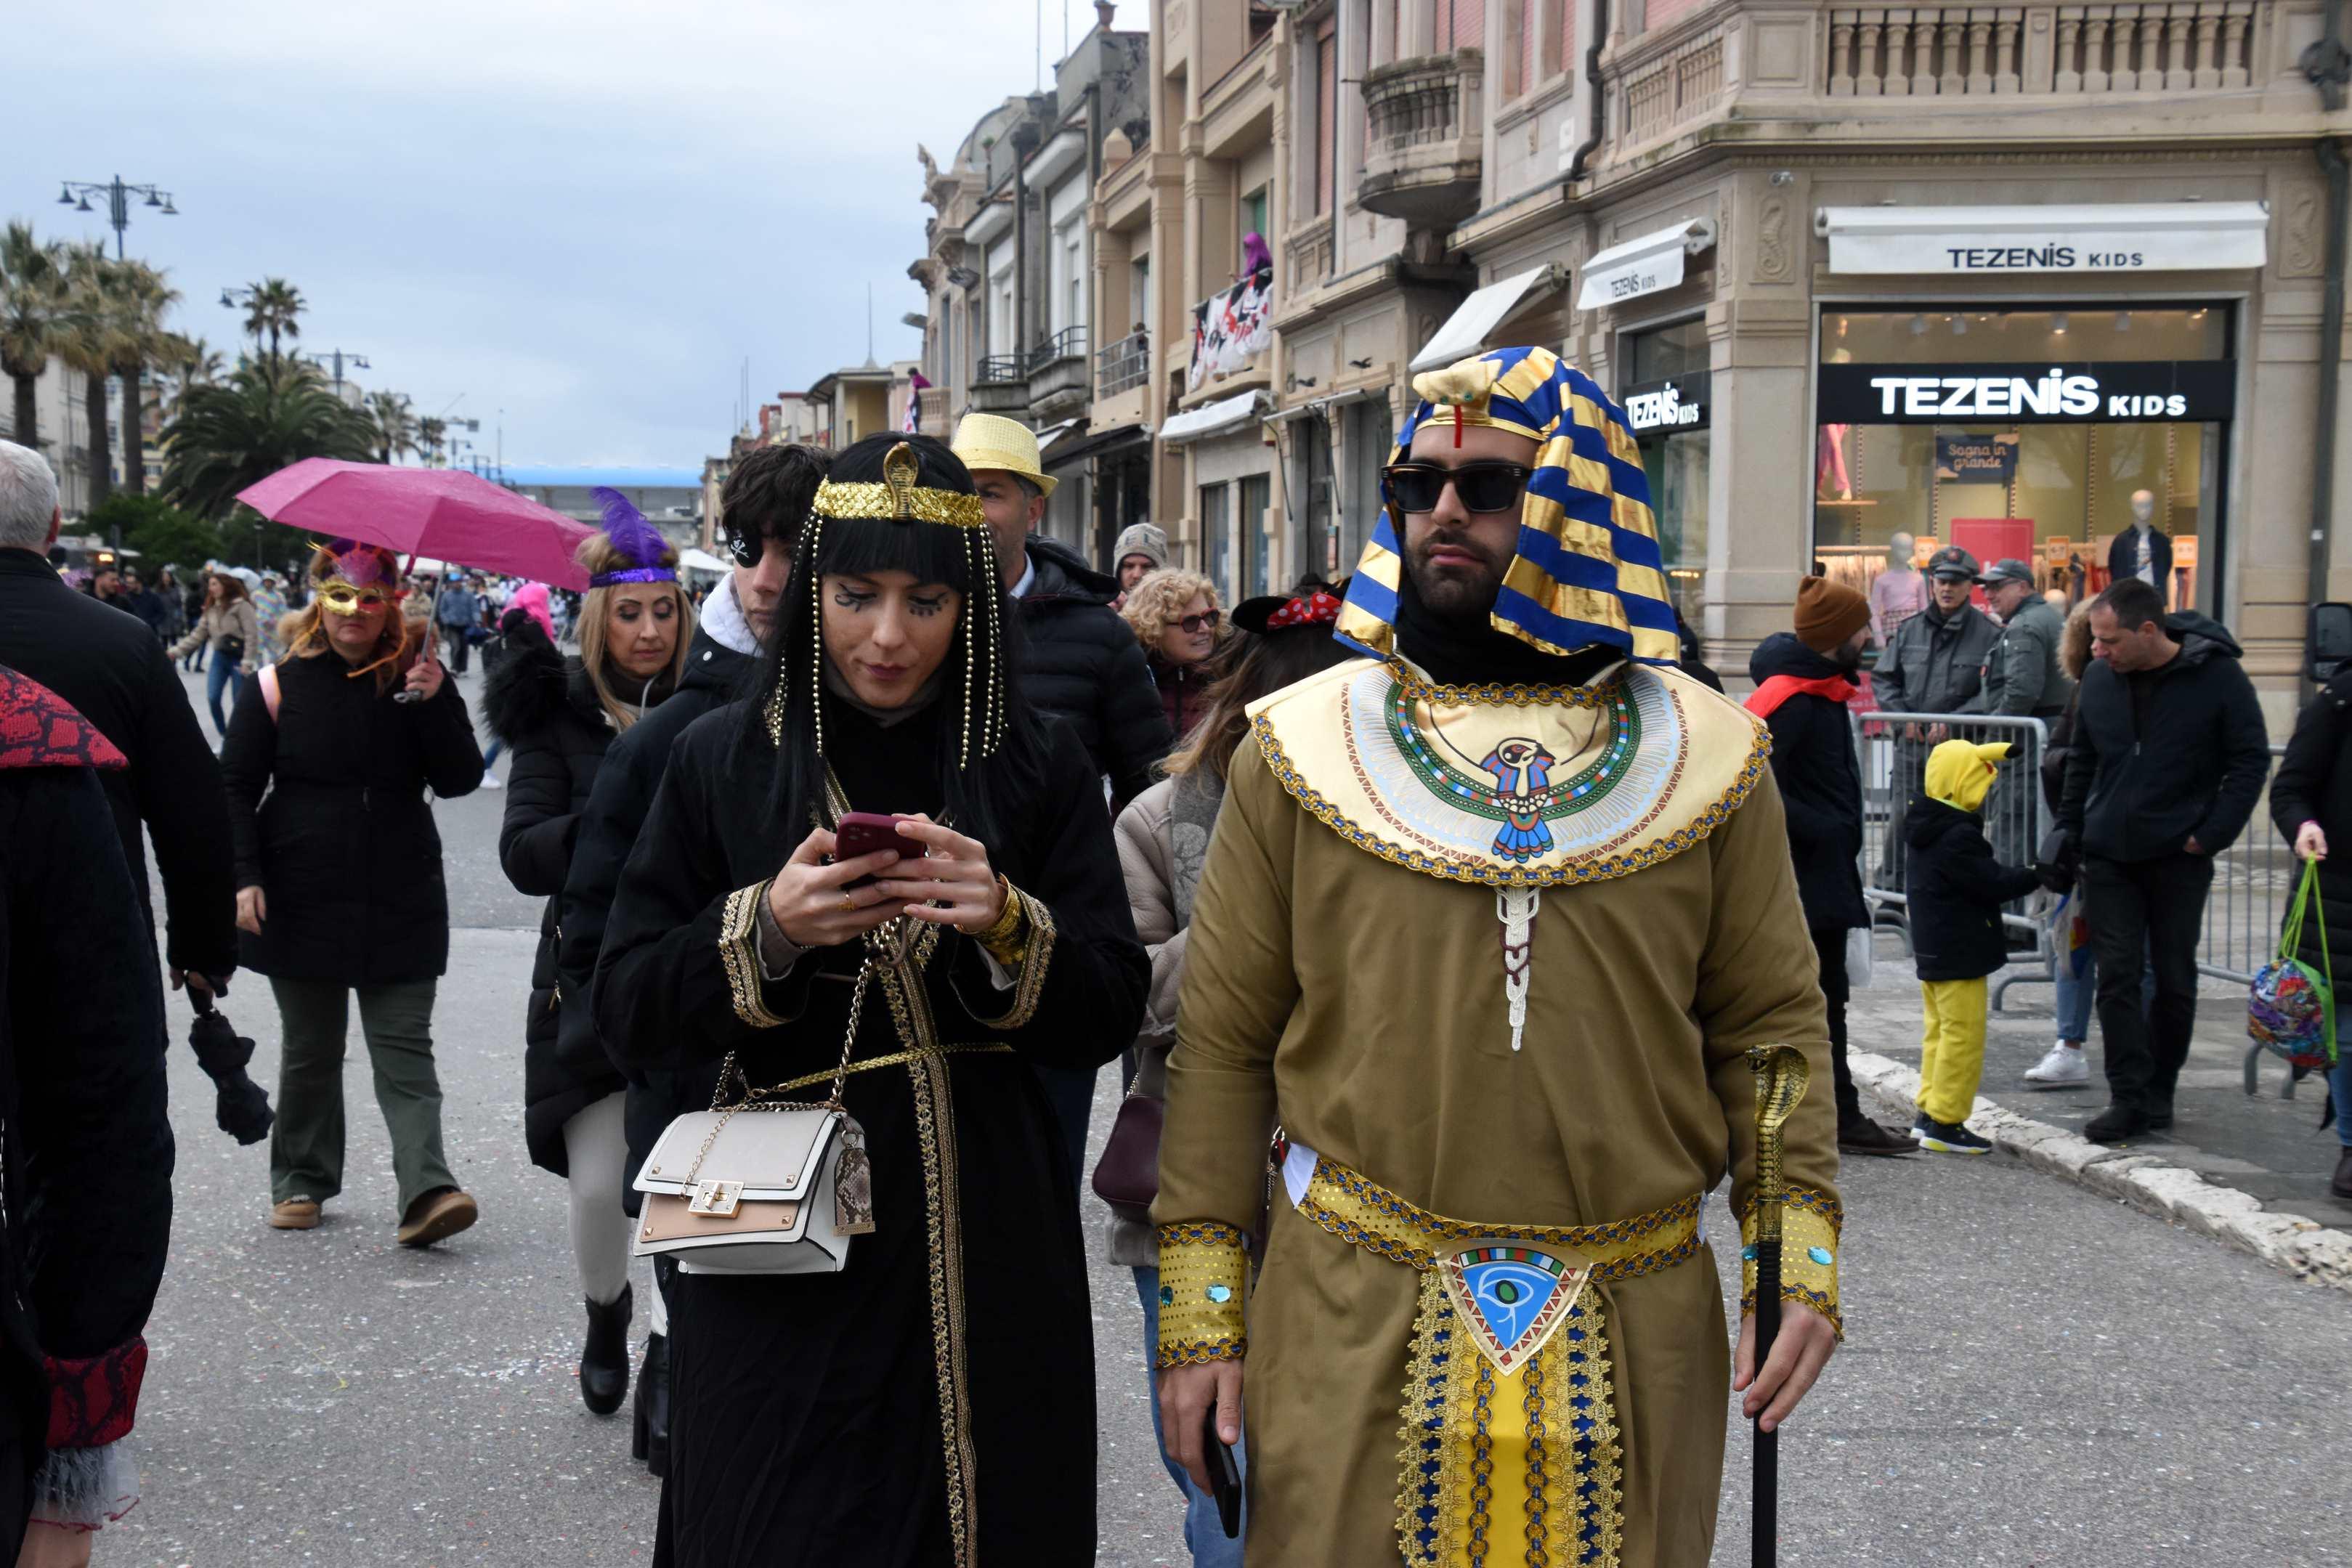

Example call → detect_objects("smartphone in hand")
1199 1403 1241 1538
834 812 927 888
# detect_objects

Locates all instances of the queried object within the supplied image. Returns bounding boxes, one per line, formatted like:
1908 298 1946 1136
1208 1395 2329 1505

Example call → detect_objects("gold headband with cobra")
811 441 988 529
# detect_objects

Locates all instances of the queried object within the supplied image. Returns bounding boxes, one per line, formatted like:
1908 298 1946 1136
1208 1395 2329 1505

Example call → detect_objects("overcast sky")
20 0 1093 468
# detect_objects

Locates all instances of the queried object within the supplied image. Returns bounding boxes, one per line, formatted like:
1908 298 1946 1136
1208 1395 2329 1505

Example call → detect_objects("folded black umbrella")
188 994 275 1146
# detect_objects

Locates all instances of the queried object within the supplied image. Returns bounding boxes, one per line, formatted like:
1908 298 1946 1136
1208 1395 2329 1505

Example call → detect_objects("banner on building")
1189 267 1274 393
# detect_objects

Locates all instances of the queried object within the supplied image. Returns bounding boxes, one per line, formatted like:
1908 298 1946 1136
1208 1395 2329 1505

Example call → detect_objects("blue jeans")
2051 898 2155 1041
206 658 246 738
1132 1266 1246 1567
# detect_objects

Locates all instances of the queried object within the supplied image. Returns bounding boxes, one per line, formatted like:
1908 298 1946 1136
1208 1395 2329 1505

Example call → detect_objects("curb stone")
1846 1049 2352 1296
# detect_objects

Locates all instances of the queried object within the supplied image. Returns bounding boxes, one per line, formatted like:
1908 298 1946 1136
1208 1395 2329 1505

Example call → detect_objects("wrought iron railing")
1026 325 1088 375
975 354 1026 385
1096 333 1149 398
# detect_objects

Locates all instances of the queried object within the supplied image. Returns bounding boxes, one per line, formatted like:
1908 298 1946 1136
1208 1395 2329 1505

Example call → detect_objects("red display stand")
1948 518 2034 605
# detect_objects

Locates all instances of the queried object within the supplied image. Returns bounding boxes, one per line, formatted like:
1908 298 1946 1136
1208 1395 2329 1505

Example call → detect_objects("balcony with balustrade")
1584 1 2316 183
1359 49 1485 229
1026 326 1092 422
969 354 1029 416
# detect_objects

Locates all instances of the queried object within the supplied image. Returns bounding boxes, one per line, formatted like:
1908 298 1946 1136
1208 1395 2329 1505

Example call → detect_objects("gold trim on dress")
896 964 980 1567
966 886 1056 1031
718 880 789 1028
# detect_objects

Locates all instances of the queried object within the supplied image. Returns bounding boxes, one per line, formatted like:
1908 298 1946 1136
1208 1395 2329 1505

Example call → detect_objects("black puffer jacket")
1015 537 1173 809
2060 612 2271 864
1748 633 1867 932
1904 796 2041 982
219 651 483 983
2268 666 2352 969
484 628 647 1174
559 622 759 1211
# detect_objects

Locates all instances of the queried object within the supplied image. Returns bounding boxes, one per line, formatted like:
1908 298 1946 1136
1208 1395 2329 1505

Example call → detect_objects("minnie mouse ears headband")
1230 578 1350 636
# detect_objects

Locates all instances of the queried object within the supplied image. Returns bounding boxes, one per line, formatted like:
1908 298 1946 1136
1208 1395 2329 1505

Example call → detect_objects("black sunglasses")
1384 461 1533 516
1170 609 1222 635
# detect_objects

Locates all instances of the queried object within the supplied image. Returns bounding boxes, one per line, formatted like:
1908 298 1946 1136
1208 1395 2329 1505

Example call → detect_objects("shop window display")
1621 316 1711 628
1814 306 2228 616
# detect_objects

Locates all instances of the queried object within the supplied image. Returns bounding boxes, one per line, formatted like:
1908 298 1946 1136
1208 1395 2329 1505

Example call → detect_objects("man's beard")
1403 527 1512 622
1833 639 1864 673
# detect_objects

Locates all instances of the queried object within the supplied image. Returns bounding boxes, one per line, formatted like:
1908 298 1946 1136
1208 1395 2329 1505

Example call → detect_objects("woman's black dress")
595 699 1146 1568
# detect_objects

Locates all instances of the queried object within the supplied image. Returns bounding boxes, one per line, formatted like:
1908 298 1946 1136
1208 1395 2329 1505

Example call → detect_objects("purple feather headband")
588 487 678 588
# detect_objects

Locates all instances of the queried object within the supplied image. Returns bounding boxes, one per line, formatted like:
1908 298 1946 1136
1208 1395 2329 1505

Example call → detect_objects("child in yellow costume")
1903 739 2044 1153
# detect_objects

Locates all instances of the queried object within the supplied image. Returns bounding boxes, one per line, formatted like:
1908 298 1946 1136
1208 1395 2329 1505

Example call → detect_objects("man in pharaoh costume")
1153 347 1842 1567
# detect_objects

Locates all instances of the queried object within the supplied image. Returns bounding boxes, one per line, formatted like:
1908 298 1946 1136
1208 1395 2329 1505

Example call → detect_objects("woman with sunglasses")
1119 568 1226 745
220 541 485 1247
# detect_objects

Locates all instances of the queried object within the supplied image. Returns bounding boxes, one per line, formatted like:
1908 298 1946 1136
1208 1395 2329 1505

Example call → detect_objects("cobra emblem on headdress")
883 442 920 521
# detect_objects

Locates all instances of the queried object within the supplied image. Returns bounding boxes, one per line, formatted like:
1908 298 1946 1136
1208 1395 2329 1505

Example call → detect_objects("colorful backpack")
2249 859 2337 1071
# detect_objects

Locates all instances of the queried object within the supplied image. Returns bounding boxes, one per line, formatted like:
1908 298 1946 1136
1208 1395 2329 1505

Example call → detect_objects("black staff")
1745 1042 1811 1568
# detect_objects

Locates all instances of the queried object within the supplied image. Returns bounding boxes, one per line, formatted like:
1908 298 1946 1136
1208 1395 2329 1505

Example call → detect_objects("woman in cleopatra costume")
593 434 1146 1567
1153 347 1843 1567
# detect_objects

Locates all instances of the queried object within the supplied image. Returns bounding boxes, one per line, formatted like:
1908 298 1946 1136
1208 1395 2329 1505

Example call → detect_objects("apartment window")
1315 20 1337 214
1557 0 1576 75
1065 235 1084 337
1244 187 1270 247
1435 0 1485 51
1131 253 1151 336
1507 0 1533 97
1201 483 1233 603
1240 473 1275 596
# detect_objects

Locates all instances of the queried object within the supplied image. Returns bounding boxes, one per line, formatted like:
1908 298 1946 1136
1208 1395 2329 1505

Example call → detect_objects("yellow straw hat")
950 413 1059 499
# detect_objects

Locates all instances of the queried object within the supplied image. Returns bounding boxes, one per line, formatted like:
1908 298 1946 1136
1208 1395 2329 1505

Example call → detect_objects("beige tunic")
1154 661 1839 1568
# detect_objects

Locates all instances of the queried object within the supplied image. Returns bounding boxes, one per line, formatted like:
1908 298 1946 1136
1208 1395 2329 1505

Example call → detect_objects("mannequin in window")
1868 530 1927 645
2105 489 2173 609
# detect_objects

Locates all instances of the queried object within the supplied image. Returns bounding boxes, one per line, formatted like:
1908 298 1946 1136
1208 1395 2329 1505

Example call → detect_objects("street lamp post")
299 348 372 397
57 176 178 260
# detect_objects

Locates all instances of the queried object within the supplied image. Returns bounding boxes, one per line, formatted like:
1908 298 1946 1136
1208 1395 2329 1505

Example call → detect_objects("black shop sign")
1621 371 1710 434
1817 359 2235 424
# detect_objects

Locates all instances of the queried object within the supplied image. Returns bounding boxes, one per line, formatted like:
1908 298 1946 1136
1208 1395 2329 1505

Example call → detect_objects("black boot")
2332 1148 2352 1202
580 1283 632 1416
633 1331 671 1476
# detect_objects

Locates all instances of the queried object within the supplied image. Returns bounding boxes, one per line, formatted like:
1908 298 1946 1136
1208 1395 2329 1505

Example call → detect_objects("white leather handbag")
633 1100 872 1275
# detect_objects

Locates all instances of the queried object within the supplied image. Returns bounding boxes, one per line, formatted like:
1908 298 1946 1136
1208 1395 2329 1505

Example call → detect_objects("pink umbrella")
236 460 597 590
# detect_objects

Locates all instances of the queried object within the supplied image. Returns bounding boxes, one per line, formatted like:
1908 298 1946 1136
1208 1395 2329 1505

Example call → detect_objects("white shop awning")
1575 219 1718 312
1412 264 1567 372
1161 389 1268 445
678 547 731 574
1816 202 2269 275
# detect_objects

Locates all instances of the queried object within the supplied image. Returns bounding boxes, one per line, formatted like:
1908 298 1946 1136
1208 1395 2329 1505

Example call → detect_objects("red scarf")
1745 673 1857 720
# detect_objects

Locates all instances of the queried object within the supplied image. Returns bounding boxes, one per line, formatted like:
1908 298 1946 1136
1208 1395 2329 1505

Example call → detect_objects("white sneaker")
2023 1043 2089 1087
480 770 503 789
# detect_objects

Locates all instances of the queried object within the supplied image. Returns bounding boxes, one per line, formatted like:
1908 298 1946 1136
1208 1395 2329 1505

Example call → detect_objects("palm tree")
239 277 304 370
365 389 418 464
59 243 131 506
166 335 224 399
0 222 68 452
104 259 182 496
416 414 447 468
159 358 377 520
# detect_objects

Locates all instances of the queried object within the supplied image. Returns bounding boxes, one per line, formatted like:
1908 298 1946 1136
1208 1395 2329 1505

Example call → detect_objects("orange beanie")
1795 574 1870 654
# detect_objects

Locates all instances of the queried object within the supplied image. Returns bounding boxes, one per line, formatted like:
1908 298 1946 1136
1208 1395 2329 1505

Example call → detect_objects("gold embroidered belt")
762 1041 1015 1098
1286 1150 1704 1568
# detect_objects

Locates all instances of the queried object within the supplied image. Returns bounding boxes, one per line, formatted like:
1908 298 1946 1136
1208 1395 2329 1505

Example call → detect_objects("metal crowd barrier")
1849 710 2053 1012
2199 744 2291 988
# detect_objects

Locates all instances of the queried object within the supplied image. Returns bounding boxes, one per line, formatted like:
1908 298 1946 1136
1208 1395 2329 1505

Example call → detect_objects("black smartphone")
1199 1404 1241 1539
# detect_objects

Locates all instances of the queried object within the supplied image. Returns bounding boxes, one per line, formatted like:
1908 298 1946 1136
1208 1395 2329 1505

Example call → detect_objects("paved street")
106 661 2352 1565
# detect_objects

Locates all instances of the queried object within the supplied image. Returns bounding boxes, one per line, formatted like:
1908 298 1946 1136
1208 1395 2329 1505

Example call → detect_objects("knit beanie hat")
1113 522 1170 572
1794 574 1870 654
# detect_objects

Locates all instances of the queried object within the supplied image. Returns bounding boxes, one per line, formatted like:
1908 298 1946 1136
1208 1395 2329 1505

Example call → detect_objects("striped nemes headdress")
1334 345 1681 667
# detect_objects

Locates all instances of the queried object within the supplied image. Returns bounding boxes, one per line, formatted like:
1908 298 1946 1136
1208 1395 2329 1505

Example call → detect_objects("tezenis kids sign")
1817 360 2233 425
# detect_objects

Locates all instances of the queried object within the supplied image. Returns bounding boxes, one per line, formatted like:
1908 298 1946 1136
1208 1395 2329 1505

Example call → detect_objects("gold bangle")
974 877 1028 967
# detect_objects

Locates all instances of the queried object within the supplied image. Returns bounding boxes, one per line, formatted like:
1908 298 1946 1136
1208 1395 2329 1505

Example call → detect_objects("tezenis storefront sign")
1620 371 1709 434
1818 360 2234 424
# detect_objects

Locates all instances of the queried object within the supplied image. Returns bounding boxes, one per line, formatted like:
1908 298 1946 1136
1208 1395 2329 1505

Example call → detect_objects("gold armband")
973 876 1027 968
1156 1220 1249 1368
1739 1185 1843 1340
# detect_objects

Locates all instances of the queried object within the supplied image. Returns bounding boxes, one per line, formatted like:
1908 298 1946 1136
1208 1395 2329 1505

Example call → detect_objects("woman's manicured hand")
874 815 1006 933
766 828 907 948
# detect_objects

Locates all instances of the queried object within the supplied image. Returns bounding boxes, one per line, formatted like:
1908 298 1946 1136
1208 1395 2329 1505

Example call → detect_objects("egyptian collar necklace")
1249 654 1769 1050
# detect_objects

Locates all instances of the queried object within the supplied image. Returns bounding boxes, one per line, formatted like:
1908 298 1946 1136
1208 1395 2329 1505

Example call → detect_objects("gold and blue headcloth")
1334 345 1681 667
